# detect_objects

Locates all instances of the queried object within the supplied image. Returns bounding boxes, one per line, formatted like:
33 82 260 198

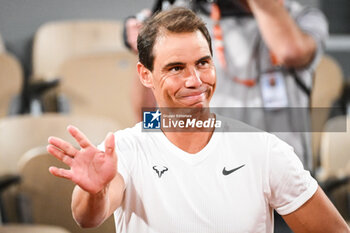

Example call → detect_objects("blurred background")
0 0 152 77
0 0 349 232
1 0 350 80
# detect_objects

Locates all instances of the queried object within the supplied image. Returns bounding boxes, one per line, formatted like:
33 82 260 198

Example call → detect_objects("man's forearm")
71 185 110 228
247 0 316 67
71 173 125 228
283 187 350 233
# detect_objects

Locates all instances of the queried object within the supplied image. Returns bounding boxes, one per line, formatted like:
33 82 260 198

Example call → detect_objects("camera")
194 0 253 17
151 0 253 17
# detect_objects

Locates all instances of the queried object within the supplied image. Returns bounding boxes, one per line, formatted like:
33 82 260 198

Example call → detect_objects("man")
126 0 329 172
48 7 348 233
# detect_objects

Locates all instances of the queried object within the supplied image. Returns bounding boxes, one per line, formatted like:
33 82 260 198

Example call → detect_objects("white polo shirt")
99 118 317 233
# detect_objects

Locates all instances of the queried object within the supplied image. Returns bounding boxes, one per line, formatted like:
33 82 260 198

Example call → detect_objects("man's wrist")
94 184 109 197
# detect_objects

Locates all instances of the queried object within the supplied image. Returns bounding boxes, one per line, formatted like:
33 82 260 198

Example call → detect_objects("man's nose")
185 67 202 88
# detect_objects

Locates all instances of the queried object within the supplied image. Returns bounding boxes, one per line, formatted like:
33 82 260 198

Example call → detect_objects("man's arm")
47 126 125 228
283 186 350 233
247 0 317 68
71 173 125 228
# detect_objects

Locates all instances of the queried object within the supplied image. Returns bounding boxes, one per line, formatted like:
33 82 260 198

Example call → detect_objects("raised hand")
125 9 151 53
47 125 117 194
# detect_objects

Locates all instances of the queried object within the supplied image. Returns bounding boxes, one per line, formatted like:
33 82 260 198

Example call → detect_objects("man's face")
149 30 216 108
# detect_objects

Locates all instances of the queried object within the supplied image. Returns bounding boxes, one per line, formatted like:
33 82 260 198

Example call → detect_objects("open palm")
47 126 117 194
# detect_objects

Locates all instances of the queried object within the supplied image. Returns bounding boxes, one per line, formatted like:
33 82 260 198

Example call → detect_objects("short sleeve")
267 135 318 215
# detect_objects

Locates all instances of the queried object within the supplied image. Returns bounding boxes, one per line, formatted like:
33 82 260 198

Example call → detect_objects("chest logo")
222 164 245 176
153 165 168 178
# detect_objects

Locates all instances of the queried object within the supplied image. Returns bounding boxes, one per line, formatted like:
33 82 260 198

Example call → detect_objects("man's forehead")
155 29 201 44
152 30 211 67
153 30 210 54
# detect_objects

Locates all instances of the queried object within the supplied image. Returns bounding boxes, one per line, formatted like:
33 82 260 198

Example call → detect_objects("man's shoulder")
114 122 163 147
111 122 154 153
114 122 147 142
216 114 264 133
215 115 287 150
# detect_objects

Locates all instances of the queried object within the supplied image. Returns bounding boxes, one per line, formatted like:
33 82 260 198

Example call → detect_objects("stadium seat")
32 20 125 81
0 224 71 233
16 146 115 233
0 53 23 117
0 114 120 224
57 51 137 128
311 55 344 172
0 113 120 176
27 20 127 114
318 115 350 220
319 115 349 181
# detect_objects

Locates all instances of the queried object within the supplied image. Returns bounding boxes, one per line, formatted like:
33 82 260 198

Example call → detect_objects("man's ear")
137 62 153 88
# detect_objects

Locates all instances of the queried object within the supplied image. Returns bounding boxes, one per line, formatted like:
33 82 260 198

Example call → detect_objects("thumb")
104 132 115 156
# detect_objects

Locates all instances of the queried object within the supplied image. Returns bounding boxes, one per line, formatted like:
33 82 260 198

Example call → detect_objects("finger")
49 166 73 180
47 145 74 167
67 125 92 149
104 132 115 156
47 144 65 160
141 8 151 18
126 17 140 28
48 136 78 157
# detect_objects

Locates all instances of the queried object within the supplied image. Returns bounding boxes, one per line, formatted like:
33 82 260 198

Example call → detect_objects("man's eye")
198 60 209 67
169 66 183 72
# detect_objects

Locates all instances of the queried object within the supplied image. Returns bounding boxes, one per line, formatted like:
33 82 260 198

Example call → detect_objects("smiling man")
136 11 216 109
47 7 349 233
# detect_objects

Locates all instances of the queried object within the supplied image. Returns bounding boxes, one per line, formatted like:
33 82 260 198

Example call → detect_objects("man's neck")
160 110 216 154
163 130 214 154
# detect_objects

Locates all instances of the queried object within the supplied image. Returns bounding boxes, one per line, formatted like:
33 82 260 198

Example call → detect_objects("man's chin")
190 102 207 108
179 101 209 109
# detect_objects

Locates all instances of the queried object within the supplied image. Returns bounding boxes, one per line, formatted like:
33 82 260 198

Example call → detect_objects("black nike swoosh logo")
222 164 245 175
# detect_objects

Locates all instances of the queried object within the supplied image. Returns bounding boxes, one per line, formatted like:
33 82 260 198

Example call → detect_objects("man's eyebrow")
162 62 185 71
161 56 212 71
196 55 212 63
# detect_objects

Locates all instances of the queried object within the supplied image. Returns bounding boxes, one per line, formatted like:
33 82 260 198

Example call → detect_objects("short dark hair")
137 7 212 71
